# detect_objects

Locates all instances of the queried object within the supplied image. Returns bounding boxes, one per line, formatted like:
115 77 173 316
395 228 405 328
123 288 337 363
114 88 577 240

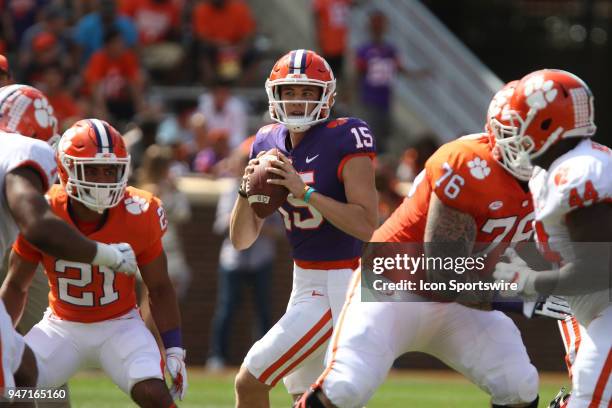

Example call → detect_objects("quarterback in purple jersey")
230 49 378 407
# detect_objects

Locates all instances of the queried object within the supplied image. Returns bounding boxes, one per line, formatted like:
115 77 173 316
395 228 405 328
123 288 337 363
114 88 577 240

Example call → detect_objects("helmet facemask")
61 154 130 213
265 77 336 133
489 110 534 181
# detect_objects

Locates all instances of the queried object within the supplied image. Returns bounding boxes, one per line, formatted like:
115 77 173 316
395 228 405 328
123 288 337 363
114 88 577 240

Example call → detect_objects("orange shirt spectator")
84 29 144 122
313 0 351 57
192 0 255 44
119 0 180 45
85 47 141 99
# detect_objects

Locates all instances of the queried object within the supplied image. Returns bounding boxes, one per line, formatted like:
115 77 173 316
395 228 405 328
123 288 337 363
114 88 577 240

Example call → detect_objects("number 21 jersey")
12 185 167 323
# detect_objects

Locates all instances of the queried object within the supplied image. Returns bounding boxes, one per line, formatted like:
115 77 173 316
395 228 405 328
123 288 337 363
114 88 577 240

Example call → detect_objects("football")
247 148 289 218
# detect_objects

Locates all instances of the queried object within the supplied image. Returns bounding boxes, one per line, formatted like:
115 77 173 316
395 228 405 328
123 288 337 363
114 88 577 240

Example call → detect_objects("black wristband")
238 187 248 198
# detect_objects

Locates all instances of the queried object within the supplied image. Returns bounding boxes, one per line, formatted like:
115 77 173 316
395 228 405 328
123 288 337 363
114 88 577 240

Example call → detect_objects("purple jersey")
250 118 376 263
356 42 399 111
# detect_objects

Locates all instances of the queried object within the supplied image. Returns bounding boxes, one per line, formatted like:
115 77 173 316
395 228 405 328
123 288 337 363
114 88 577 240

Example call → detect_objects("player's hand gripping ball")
246 148 289 218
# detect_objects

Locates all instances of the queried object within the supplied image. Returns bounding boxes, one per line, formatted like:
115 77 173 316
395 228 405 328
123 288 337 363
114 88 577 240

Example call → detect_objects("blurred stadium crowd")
1 0 439 166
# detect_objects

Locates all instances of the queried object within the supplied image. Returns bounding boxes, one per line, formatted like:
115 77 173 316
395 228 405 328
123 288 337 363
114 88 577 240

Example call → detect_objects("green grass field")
66 368 569 407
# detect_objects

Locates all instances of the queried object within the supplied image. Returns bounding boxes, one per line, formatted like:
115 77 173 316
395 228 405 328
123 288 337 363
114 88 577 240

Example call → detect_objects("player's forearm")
148 285 181 334
8 181 99 263
23 213 98 262
533 260 610 296
308 192 377 242
229 196 264 250
423 194 491 303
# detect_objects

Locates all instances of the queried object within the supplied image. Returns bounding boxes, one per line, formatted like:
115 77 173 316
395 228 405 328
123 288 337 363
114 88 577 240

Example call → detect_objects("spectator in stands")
124 113 161 172
154 108 199 178
84 28 144 124
192 0 257 83
0 55 11 86
39 64 84 132
375 156 403 223
191 128 230 174
1 0 47 50
312 0 352 80
137 144 192 300
156 99 198 152
119 0 184 80
19 5 71 74
197 78 248 149
73 0 138 66
20 32 64 86
395 135 439 183
355 10 428 152
207 137 279 371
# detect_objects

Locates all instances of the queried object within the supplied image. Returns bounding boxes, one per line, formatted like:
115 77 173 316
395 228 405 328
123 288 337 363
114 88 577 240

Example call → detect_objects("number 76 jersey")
12 185 168 323
374 134 534 264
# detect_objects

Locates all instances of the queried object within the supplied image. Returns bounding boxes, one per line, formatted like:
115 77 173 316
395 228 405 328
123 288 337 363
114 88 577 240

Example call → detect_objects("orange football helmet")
57 119 130 213
0 84 59 146
265 49 336 132
486 80 533 180
494 69 596 170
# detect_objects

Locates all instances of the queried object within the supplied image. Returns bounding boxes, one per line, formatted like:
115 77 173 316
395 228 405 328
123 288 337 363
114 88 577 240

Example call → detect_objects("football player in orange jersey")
296 81 544 408
0 119 186 407
0 85 138 399
492 69 612 408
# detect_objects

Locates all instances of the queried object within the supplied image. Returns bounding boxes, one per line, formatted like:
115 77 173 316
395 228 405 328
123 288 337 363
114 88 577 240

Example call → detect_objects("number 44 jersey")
530 138 612 326
12 185 168 323
374 134 534 266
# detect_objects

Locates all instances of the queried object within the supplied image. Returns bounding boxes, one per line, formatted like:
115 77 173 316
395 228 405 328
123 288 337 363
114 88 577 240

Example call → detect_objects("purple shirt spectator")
356 42 399 112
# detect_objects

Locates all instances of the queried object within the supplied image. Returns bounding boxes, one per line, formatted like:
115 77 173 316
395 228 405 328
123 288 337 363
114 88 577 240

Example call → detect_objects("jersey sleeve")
12 234 43 264
138 196 167 266
336 118 377 181
424 140 483 214
8 139 57 191
543 155 612 217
